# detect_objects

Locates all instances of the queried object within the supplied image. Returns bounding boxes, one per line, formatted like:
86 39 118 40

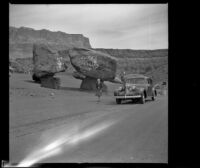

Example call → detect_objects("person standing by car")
96 78 103 102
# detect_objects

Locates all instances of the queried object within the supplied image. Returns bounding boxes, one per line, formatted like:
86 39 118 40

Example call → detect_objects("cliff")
9 26 91 59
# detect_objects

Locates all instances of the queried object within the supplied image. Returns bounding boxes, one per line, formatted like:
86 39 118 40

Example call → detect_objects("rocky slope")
9 26 91 59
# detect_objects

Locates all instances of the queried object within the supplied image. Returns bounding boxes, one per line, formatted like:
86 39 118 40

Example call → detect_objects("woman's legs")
97 89 102 102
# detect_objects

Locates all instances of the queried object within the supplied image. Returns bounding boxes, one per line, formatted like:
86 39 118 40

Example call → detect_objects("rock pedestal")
32 73 41 83
40 76 61 89
80 77 107 92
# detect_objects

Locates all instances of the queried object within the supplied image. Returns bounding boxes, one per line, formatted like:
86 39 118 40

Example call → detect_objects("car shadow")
59 86 95 93
105 98 153 105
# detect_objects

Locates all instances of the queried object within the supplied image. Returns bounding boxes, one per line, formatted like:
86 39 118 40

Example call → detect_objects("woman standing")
96 78 103 102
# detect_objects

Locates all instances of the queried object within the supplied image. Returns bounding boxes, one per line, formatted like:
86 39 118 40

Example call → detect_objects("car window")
127 78 147 84
148 79 152 84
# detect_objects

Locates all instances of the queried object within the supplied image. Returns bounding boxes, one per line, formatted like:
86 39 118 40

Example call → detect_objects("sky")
9 4 168 49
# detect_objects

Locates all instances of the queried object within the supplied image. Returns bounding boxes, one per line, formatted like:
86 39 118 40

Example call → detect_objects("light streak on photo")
9 119 116 167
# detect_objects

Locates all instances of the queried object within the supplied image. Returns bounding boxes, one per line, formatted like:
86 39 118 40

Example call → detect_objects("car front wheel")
139 93 145 104
116 99 121 104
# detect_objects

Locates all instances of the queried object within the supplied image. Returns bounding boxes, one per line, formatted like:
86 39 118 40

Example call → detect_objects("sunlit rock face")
32 43 67 78
68 48 117 81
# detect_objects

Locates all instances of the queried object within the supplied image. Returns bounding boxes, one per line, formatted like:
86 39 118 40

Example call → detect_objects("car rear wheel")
116 99 121 104
139 94 145 104
152 92 156 101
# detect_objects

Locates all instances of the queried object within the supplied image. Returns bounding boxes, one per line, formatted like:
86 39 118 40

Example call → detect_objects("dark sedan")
114 74 157 104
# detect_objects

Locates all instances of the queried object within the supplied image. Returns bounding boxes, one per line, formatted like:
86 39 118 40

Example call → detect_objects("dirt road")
9 74 168 165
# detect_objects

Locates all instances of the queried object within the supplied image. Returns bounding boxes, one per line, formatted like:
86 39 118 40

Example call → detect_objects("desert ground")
9 73 168 166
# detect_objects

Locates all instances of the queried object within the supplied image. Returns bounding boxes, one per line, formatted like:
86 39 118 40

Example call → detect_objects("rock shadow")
59 86 95 93
24 80 40 84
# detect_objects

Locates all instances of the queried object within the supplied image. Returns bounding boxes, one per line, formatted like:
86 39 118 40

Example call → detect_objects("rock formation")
69 48 117 80
68 48 117 91
32 43 67 78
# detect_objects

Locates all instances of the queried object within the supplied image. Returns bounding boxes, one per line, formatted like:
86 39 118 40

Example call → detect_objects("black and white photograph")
9 4 168 167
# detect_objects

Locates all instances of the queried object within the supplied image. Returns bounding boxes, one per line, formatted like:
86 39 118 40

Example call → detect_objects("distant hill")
9 26 168 84
94 48 168 58
9 26 91 59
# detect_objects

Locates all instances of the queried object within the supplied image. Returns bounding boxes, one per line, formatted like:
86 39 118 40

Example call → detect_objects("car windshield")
126 78 147 84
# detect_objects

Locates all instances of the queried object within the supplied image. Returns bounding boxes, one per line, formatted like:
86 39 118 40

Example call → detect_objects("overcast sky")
9 4 168 49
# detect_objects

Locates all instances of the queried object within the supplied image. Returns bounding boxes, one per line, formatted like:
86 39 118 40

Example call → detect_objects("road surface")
9 74 168 166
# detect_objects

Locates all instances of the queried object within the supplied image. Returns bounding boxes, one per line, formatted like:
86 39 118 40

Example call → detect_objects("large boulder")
68 48 117 81
33 43 67 78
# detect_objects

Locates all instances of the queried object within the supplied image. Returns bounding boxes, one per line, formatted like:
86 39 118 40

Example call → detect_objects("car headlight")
115 86 123 92
137 88 143 92
119 86 122 90
131 85 136 89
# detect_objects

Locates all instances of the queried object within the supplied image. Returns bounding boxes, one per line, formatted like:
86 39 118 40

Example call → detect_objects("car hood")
125 83 147 89
115 83 146 93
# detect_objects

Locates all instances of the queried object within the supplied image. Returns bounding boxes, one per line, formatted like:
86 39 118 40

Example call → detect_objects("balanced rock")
33 43 66 78
68 48 117 81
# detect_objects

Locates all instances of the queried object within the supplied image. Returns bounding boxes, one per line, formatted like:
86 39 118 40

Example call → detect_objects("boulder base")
80 77 107 92
40 76 61 89
32 73 41 83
